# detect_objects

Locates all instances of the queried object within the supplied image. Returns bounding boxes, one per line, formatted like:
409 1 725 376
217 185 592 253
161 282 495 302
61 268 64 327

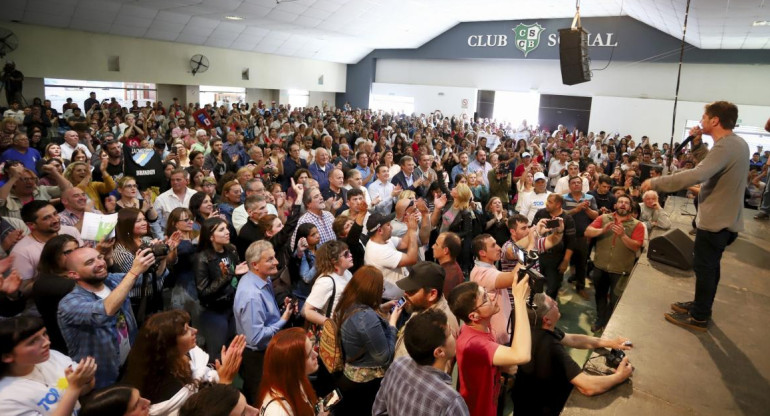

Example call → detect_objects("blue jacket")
340 305 397 368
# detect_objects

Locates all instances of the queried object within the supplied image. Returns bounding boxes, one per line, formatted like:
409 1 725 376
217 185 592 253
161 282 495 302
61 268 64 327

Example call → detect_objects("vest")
593 214 640 274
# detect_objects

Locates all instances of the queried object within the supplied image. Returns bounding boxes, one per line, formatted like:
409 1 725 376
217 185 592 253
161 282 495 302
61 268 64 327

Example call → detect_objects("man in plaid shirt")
372 309 469 416
58 246 156 388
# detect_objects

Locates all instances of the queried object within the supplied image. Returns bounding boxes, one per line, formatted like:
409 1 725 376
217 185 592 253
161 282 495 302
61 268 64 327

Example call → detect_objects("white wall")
309 91 336 108
375 59 770 106
245 88 279 105
371 82 477 116
589 97 770 145
4 22 346 93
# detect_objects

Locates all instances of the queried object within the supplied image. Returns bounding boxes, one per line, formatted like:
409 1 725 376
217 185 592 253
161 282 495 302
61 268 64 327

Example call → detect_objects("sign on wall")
468 21 618 57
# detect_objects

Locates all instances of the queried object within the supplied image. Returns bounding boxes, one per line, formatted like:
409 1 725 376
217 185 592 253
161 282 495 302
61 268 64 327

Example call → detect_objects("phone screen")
324 389 342 408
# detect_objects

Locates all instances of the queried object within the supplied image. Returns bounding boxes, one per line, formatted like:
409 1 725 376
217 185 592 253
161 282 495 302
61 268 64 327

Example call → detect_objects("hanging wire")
668 0 693 170
592 0 624 72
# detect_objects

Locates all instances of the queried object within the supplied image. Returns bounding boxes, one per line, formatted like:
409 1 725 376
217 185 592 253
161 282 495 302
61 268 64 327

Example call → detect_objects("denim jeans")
198 308 235 362
759 175 770 214
691 228 738 321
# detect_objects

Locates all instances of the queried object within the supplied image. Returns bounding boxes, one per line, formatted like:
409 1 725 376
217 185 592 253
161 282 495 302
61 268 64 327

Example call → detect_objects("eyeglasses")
122 184 138 189
471 290 497 312
177 217 193 222
340 250 352 258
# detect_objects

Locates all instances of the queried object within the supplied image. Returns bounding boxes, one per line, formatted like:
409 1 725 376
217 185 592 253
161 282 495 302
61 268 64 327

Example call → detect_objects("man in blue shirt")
0 133 41 174
58 246 155 388
233 240 293 404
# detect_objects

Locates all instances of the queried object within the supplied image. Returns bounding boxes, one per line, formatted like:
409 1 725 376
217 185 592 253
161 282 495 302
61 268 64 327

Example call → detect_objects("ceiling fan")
190 54 210 76
0 28 19 59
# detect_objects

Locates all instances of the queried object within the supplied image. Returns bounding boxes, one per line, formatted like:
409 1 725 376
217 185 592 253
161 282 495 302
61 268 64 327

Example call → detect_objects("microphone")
674 135 695 155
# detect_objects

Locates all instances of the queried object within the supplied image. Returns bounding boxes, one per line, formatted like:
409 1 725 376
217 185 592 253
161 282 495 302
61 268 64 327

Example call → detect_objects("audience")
0 97 688 415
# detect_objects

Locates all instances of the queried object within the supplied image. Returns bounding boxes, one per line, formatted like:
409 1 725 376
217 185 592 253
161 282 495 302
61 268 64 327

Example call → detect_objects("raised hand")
216 334 246 384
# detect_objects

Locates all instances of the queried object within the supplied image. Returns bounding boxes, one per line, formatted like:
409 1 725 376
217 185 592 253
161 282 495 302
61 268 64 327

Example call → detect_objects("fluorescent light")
225 16 244 21
753 20 769 26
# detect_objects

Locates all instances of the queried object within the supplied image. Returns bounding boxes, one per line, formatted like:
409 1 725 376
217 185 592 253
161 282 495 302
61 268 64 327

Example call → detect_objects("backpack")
318 277 344 373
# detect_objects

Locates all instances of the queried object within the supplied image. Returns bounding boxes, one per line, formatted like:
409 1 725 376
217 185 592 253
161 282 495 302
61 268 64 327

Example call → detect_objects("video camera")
139 241 170 258
517 250 546 295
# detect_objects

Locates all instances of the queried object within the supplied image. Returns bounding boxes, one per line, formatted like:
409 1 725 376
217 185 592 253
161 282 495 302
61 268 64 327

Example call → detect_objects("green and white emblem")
513 23 545 57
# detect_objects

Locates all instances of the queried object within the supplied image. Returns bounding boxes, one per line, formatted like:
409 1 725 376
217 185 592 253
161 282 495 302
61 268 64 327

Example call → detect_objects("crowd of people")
0 94 765 416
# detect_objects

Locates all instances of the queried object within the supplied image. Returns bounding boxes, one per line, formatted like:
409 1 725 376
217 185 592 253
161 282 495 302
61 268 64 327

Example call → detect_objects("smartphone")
392 297 406 312
545 219 560 229
323 389 342 409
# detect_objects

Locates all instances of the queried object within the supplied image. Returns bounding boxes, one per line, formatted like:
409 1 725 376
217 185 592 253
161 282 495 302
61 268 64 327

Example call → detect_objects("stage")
562 196 770 415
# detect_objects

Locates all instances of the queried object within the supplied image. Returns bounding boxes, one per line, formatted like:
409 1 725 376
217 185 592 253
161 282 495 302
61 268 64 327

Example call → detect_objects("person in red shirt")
448 275 531 416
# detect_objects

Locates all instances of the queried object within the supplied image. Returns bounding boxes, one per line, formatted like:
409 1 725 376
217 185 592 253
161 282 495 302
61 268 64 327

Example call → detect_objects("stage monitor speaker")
647 228 694 270
558 28 591 85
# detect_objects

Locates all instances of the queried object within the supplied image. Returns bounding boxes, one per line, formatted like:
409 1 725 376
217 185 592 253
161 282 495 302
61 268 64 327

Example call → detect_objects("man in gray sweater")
642 101 749 332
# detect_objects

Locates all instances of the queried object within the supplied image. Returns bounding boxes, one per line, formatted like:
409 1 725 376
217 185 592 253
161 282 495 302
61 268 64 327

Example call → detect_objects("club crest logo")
513 23 545 57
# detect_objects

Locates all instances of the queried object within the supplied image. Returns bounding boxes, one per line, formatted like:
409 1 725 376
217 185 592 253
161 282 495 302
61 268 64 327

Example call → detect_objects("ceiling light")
225 16 244 21
753 20 769 26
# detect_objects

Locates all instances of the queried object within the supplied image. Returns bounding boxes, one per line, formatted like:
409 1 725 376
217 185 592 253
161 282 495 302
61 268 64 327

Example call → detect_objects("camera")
605 348 626 369
517 250 545 294
139 241 170 258
545 219 560 229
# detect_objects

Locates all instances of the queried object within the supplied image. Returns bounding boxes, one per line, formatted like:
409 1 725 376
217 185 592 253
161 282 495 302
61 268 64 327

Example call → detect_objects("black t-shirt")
321 187 348 215
123 147 166 190
588 190 616 213
32 274 76 355
91 159 125 184
513 328 583 416
531 209 576 258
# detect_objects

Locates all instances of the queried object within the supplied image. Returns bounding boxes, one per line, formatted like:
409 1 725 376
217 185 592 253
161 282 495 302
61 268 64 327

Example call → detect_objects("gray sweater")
651 132 749 232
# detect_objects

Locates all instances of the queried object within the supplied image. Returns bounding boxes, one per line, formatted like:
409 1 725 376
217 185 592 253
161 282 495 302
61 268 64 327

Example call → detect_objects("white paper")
80 212 118 241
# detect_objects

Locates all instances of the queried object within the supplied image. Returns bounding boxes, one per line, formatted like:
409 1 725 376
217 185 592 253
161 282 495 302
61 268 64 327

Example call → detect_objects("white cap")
534 172 547 182
522 152 531 158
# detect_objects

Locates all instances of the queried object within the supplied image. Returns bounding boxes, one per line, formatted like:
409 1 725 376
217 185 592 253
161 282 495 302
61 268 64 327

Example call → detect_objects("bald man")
58 247 155 388
309 147 335 192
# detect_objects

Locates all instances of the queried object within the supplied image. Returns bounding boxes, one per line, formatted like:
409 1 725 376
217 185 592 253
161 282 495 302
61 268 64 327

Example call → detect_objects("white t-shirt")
364 237 407 300
305 271 352 316
517 190 551 224
0 350 78 416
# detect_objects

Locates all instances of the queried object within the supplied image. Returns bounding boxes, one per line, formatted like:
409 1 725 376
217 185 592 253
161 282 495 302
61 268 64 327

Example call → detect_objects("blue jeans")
691 228 738 321
198 308 235 362
760 175 770 213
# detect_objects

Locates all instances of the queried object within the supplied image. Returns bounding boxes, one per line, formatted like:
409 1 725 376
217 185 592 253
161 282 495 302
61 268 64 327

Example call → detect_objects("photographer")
512 293 634 416
112 208 179 321
531 194 576 300
487 159 512 209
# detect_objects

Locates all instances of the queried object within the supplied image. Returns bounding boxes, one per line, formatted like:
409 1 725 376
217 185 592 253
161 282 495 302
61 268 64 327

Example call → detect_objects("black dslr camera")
139 241 170 258
605 348 626 369
517 250 546 294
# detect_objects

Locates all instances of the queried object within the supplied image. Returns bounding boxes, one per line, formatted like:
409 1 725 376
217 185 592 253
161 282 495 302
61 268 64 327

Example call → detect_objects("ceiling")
2 0 769 63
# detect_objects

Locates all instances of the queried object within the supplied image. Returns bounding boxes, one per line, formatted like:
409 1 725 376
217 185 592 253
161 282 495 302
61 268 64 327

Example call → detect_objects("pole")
668 0 693 170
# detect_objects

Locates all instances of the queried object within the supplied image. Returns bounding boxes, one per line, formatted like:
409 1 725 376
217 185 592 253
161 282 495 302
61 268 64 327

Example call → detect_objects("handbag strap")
323 275 336 318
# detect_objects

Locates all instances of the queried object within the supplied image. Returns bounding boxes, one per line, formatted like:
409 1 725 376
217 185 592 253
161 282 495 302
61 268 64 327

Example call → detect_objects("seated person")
512 293 634 415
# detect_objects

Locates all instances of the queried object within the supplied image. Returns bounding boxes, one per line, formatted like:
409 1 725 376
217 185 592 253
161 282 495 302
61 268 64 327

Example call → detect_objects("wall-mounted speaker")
558 28 590 85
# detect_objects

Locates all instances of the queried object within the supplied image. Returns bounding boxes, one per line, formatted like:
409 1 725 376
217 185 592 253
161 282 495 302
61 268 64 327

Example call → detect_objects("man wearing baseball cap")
364 212 419 300
393 262 459 360
516 171 552 224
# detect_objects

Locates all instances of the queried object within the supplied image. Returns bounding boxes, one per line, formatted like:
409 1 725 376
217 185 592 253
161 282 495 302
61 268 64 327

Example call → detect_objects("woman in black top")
484 196 510 247
31 234 79 355
194 217 248 360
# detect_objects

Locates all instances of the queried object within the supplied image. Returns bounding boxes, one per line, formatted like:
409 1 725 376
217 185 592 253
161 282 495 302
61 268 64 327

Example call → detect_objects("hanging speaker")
647 228 694 270
558 28 591 85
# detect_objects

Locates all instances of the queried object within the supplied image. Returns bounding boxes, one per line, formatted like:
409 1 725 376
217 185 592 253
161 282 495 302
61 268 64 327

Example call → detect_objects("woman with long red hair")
257 328 328 416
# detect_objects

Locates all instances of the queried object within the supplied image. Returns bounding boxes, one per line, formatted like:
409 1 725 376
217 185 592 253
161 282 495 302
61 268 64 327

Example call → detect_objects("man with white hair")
333 143 353 170
61 130 91 161
639 190 671 232
309 147 335 192
191 129 211 155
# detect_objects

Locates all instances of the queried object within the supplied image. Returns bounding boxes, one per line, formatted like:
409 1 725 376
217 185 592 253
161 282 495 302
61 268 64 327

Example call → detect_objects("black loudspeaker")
559 28 591 85
647 228 694 270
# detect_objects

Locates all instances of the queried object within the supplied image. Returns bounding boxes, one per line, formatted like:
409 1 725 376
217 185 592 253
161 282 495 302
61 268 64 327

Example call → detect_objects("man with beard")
12 201 83 281
584 195 644 332
393 262 459 361
58 246 156 388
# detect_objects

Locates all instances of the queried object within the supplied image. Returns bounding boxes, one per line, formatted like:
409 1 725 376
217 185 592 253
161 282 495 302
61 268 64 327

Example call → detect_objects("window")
370 94 414 115
493 90 540 126
288 89 309 108
44 78 156 111
199 85 246 108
